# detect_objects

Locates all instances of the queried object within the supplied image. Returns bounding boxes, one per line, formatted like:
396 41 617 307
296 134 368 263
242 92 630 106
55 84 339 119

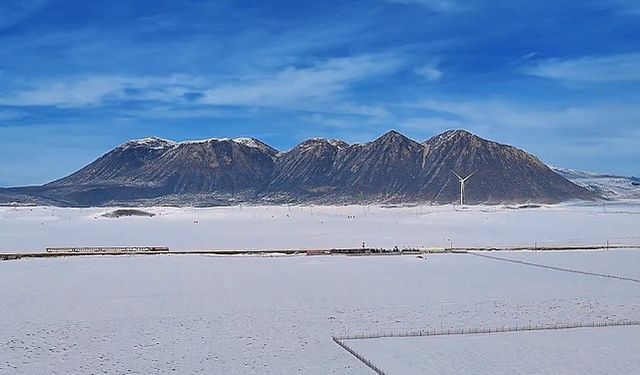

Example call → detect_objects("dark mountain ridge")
0 130 597 206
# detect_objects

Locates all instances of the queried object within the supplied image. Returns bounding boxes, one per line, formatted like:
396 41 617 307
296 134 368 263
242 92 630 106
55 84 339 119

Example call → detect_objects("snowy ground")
1 201 640 252
347 325 640 375
485 249 640 280
1 250 639 374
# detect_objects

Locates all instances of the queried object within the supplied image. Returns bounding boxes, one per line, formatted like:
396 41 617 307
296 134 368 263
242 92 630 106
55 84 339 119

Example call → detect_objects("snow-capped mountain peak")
121 137 177 150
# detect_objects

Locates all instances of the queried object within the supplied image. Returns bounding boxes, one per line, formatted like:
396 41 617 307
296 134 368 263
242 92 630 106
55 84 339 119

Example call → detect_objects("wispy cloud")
0 75 203 107
0 109 26 121
199 55 402 107
386 0 466 13
0 54 400 116
415 99 640 132
522 53 640 82
416 99 557 129
414 63 443 81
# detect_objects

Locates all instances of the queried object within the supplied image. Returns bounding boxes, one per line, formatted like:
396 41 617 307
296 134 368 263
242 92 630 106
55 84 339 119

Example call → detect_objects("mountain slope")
268 138 348 198
268 131 429 201
416 130 593 203
329 131 427 199
33 137 277 205
132 139 275 194
47 137 176 187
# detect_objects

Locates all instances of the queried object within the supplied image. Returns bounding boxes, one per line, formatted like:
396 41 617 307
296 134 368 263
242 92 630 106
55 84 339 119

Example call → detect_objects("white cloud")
523 53 640 82
414 64 443 81
0 109 26 121
0 75 203 107
411 99 640 141
1 55 400 117
417 99 554 128
199 55 401 107
334 103 393 118
0 55 400 126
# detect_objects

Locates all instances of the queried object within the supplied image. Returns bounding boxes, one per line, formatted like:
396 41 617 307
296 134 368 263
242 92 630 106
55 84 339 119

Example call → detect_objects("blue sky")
1 0 639 186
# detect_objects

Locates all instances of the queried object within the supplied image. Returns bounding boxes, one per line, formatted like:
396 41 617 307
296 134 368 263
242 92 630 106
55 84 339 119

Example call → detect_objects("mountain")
269 131 428 201
268 138 348 199
33 137 277 206
329 131 427 200
0 130 598 206
46 137 176 187
552 167 640 200
416 130 593 203
269 130 592 204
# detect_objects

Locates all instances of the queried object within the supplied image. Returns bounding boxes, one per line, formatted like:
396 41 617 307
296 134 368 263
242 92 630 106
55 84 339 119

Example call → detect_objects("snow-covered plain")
2 203 640 373
347 325 640 375
486 249 640 280
1 201 640 252
1 251 639 374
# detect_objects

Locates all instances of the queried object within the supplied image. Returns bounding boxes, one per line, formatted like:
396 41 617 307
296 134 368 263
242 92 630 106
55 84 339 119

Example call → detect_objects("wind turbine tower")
452 170 476 205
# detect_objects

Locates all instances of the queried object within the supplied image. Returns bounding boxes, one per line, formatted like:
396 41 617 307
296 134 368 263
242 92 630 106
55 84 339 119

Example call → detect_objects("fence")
468 252 640 283
334 318 640 341
333 319 640 374
332 336 387 375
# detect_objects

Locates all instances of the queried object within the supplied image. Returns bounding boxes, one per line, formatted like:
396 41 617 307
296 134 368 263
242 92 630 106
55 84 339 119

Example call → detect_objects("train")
45 246 170 254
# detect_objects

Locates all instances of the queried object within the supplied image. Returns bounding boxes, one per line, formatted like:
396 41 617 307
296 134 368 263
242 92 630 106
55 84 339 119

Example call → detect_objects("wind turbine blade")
462 170 476 182
451 170 463 180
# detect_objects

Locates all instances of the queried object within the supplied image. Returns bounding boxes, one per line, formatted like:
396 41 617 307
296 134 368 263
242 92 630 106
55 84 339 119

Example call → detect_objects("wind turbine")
452 170 476 205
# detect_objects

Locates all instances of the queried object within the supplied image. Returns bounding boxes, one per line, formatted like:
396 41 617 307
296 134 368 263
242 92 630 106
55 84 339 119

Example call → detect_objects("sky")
1 0 639 186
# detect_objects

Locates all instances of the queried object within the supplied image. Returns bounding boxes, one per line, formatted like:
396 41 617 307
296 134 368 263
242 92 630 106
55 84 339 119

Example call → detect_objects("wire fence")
468 252 640 283
333 319 640 374
333 318 640 341
332 336 387 375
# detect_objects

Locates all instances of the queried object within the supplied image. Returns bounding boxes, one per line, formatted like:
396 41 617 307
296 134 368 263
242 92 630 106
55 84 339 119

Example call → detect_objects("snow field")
1 201 640 253
346 325 640 375
482 249 640 280
1 250 639 374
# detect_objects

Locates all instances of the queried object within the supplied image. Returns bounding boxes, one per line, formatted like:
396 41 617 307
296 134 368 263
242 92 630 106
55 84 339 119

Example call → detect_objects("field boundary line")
468 251 640 283
334 319 640 342
332 336 387 375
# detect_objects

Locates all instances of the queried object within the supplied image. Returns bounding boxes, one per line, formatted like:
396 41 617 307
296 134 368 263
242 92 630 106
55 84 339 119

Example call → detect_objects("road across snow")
1 251 639 374
1 201 640 253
